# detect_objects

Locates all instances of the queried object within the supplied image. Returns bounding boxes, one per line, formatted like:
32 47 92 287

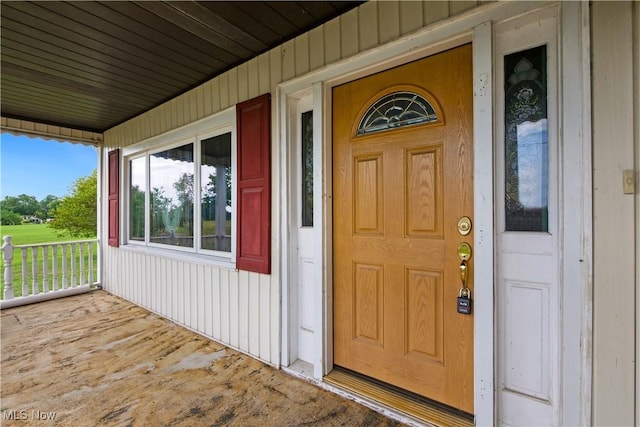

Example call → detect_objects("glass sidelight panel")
504 45 549 232
129 156 146 241
149 143 194 247
301 110 314 227
200 133 232 252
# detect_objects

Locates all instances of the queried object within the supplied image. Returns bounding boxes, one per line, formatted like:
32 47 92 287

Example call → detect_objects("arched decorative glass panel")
357 91 438 135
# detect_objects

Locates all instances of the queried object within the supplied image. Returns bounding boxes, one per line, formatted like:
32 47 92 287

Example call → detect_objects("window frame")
122 107 237 265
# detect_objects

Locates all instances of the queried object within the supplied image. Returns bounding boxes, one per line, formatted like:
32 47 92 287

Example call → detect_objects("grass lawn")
0 223 98 299
0 223 83 245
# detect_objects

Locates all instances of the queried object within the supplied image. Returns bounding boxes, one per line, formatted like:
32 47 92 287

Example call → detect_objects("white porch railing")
1 235 99 309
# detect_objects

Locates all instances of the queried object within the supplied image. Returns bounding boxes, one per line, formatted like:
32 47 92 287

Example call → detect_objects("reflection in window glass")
301 111 313 227
201 133 232 252
129 157 145 241
149 143 194 247
504 45 549 232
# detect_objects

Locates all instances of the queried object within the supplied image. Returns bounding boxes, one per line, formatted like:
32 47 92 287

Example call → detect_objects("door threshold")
324 367 474 427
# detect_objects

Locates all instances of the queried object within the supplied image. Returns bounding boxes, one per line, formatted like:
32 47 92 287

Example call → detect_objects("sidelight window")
504 45 549 232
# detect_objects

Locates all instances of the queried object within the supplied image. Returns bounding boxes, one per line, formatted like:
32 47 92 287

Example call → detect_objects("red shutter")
107 149 120 247
236 94 271 274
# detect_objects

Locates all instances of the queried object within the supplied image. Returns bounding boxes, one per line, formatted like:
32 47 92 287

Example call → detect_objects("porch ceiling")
0 1 362 134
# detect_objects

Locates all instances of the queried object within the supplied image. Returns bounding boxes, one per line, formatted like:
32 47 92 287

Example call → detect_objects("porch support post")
2 235 14 300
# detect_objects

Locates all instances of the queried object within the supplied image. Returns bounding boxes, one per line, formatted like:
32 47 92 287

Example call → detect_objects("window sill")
119 243 237 271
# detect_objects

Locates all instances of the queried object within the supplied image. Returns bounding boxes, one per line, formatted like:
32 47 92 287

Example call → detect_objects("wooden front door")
333 44 474 413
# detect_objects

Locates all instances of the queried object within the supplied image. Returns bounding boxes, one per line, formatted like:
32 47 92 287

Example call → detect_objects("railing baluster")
71 244 77 287
88 242 94 285
31 247 39 295
42 246 49 293
21 248 28 297
79 243 86 286
52 245 59 291
61 244 68 289
2 236 14 300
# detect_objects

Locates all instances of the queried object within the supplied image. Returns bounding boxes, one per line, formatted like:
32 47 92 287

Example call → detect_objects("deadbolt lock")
457 216 472 236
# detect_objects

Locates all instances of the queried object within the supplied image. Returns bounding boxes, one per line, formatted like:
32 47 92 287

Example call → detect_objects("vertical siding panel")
295 33 310 77
358 1 378 51
247 57 260 99
202 80 213 117
379 1 400 44
142 255 147 307
238 270 250 351
161 259 168 315
211 269 222 341
258 53 271 96
449 0 477 16
282 39 296 82
400 1 423 35
196 84 205 119
270 274 279 364
210 78 221 114
270 45 283 88
309 26 325 71
341 8 359 58
212 268 221 339
259 274 271 361
204 267 213 336
154 257 160 314
197 265 206 332
180 96 190 128
220 269 230 343
163 101 173 135
229 270 239 347
324 19 341 65
219 73 230 110
424 1 450 25
189 91 198 123
190 264 198 328
177 262 185 325
237 62 249 103
228 68 239 106
190 266 195 327
249 272 260 355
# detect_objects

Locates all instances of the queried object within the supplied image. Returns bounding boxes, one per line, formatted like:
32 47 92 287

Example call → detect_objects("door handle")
457 242 472 315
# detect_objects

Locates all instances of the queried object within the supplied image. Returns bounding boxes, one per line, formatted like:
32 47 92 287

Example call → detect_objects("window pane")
301 110 313 227
129 157 145 241
201 134 232 252
149 144 194 247
504 45 549 232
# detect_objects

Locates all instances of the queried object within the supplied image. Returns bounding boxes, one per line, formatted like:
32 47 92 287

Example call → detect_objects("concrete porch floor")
1 291 402 426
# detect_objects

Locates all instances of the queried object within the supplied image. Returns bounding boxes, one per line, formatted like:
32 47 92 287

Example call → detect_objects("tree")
0 194 39 216
1 210 22 225
49 170 97 238
38 194 61 219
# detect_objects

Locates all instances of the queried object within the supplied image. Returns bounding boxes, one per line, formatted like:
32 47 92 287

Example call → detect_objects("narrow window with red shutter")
236 94 271 274
108 149 120 247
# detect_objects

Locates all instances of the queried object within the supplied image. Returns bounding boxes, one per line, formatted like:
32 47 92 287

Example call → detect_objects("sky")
0 133 98 201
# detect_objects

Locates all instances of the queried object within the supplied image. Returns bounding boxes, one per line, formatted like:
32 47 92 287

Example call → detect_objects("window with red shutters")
108 149 120 247
236 94 271 274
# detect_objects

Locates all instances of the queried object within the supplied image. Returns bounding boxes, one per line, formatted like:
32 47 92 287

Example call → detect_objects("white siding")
592 2 639 425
